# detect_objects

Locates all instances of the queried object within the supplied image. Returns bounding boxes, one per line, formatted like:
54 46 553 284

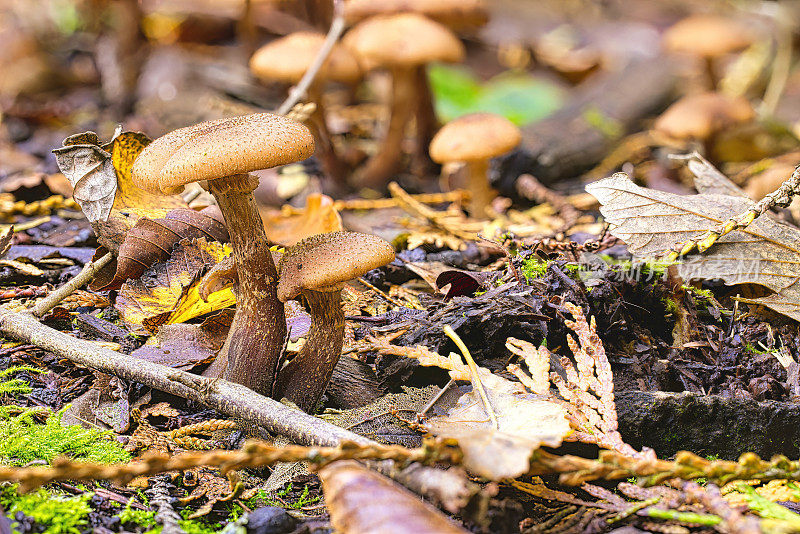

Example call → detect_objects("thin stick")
443 325 498 429
664 158 800 262
30 252 113 317
275 0 345 115
358 277 407 308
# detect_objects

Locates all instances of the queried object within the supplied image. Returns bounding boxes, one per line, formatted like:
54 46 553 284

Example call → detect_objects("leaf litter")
7 1 800 533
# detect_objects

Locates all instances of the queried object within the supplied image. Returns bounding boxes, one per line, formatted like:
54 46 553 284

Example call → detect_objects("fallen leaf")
115 238 235 334
586 161 800 321
425 388 569 479
130 311 233 369
320 461 469 534
53 129 186 229
260 193 343 246
98 206 228 291
52 132 117 223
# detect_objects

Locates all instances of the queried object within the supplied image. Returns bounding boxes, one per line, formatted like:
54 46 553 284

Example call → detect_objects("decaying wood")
0 309 483 515
615 389 800 460
496 58 678 191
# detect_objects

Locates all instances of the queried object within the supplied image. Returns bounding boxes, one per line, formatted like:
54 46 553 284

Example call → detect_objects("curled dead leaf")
115 238 235 334
53 129 187 249
96 206 228 291
319 461 469 534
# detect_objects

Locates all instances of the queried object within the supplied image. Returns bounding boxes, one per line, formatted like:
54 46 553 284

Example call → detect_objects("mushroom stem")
307 84 349 189
465 159 495 218
203 174 286 397
357 66 416 188
275 289 344 412
412 65 437 176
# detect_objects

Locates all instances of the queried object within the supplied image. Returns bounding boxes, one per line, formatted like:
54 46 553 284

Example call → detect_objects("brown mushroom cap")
343 13 465 70
344 0 488 30
131 113 315 195
429 113 521 163
663 15 754 58
250 32 362 85
652 92 755 140
277 231 395 302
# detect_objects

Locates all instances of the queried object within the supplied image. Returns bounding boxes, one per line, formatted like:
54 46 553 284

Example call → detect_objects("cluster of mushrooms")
128 0 527 412
130 114 394 412
249 0 521 217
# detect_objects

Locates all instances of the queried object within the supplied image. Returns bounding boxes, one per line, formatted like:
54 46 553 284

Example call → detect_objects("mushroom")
344 13 464 187
274 231 395 412
662 15 754 90
344 0 488 31
131 113 314 397
652 92 755 158
250 32 362 188
429 112 521 218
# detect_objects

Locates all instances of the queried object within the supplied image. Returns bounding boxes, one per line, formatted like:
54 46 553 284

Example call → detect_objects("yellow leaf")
116 238 234 334
111 131 186 213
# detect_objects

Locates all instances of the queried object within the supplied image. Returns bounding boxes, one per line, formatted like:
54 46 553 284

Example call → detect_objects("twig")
664 157 800 262
443 325 498 429
0 438 459 492
275 0 345 115
0 310 482 512
30 252 113 317
357 277 407 308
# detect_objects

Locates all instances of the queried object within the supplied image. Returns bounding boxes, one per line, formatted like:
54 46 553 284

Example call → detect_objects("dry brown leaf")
96 206 228 291
260 193 343 246
180 468 248 519
130 310 233 369
115 238 235 334
53 129 187 242
319 461 469 534
586 163 800 321
425 388 569 480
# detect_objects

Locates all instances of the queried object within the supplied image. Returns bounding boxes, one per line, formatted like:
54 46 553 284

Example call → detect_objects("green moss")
0 485 91 534
0 406 130 466
247 483 320 510
521 257 549 281
0 366 44 397
682 284 715 302
119 507 157 530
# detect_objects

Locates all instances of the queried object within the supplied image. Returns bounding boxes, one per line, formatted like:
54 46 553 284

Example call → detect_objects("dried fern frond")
507 302 637 456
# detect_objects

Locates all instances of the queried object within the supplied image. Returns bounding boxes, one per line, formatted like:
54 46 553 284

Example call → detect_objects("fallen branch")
0 310 483 514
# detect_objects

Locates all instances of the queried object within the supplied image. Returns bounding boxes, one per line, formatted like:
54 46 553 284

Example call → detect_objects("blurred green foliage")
429 64 564 126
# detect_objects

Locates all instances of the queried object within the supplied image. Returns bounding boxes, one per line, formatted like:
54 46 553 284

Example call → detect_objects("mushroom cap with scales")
250 32 363 85
343 12 465 70
429 112 521 163
277 231 395 302
131 113 315 195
